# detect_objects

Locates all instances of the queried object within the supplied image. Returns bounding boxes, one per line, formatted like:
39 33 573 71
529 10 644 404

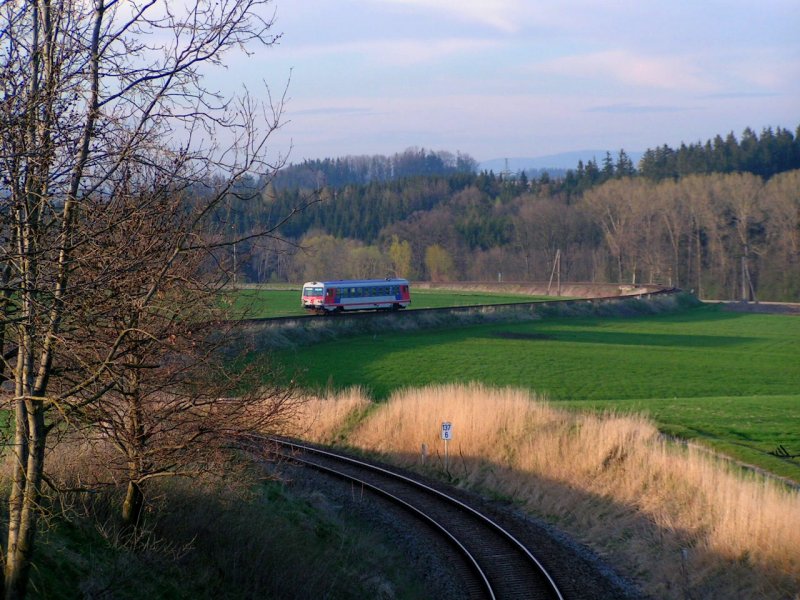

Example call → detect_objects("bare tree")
711 173 764 299
0 1 294 597
583 178 653 284
761 170 800 297
59 181 300 531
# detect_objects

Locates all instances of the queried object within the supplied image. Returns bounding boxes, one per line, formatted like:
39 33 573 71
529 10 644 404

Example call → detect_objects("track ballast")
258 437 566 600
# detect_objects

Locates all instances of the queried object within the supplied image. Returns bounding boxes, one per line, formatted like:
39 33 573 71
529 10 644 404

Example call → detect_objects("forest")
223 126 800 302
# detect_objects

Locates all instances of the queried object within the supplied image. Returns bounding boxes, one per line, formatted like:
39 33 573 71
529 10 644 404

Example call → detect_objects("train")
301 278 411 313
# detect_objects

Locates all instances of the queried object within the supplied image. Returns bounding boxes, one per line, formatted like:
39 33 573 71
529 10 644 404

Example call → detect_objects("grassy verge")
560 395 800 482
267 304 800 482
18 470 428 599
282 384 800 600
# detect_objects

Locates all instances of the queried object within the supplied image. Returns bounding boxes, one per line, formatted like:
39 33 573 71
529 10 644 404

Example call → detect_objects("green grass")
228 286 551 318
268 304 800 481
27 477 430 599
562 395 800 481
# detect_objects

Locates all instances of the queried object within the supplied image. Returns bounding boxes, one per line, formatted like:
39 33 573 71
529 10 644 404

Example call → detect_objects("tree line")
231 164 798 302
264 125 800 198
553 126 800 196
223 125 799 254
271 148 479 190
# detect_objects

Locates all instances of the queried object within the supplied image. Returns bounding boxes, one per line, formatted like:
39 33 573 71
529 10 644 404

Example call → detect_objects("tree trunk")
5 400 46 600
122 480 144 531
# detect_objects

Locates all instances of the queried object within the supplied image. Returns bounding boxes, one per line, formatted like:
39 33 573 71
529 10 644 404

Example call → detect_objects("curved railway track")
253 436 566 600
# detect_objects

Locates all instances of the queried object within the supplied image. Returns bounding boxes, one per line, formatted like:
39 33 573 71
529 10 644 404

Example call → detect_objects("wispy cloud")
586 103 694 114
366 0 523 33
701 91 782 100
536 50 715 93
286 37 500 67
292 106 376 117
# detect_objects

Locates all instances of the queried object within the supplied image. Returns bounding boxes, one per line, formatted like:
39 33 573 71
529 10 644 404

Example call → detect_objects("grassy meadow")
271 304 800 482
227 285 548 318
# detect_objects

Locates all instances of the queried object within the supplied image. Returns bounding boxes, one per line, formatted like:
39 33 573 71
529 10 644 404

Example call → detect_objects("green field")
269 304 800 481
229 286 549 318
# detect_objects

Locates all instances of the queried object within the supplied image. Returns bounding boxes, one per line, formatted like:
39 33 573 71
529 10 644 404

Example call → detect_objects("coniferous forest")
222 126 800 301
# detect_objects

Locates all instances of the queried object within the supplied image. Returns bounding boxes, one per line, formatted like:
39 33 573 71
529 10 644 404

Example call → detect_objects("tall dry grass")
298 383 800 599
283 386 372 444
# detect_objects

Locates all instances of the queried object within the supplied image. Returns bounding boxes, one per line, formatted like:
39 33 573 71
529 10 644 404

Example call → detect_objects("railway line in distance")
240 286 682 328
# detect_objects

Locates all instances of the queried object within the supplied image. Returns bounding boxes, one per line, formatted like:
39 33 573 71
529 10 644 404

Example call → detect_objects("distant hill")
479 150 644 174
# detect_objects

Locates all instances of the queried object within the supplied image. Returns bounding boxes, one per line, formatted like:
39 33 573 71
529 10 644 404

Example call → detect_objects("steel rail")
262 436 565 600
276 445 496 599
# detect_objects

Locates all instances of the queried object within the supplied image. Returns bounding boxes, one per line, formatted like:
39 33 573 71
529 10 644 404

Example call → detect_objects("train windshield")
303 286 323 297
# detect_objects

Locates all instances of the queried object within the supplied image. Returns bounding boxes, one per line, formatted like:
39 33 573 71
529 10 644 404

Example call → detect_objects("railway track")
253 436 566 600
239 286 680 327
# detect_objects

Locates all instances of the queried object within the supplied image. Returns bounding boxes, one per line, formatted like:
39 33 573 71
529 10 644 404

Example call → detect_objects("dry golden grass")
300 383 800 599
283 386 372 444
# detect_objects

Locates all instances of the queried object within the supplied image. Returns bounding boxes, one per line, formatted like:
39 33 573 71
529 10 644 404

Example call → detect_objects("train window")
304 287 323 297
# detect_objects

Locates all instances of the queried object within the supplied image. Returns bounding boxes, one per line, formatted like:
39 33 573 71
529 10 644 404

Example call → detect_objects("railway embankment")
240 287 698 350
412 280 665 298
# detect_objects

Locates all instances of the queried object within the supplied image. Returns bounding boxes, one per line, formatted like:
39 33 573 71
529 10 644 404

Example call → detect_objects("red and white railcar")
301 279 411 313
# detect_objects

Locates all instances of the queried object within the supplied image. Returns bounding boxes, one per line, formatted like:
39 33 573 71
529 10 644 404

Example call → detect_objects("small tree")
424 244 455 282
388 235 413 278
51 179 299 531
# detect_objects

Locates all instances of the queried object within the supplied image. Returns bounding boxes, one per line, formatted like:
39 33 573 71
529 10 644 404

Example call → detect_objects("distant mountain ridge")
479 150 644 173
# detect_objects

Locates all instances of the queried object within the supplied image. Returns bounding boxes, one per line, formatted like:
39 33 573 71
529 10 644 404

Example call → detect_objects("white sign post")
441 421 453 470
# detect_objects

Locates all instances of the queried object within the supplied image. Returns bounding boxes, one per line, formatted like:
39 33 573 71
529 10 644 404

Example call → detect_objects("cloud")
701 92 782 100
292 106 375 117
365 0 523 33
285 37 500 67
536 50 715 93
586 103 694 114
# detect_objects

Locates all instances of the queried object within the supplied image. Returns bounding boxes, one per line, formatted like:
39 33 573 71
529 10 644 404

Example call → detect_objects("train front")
301 282 325 312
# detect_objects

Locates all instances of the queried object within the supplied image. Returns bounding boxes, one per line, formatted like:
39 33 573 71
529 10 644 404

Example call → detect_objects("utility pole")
547 249 562 296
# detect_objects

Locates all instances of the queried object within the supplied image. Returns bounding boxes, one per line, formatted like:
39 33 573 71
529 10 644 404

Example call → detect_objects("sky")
213 0 799 164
